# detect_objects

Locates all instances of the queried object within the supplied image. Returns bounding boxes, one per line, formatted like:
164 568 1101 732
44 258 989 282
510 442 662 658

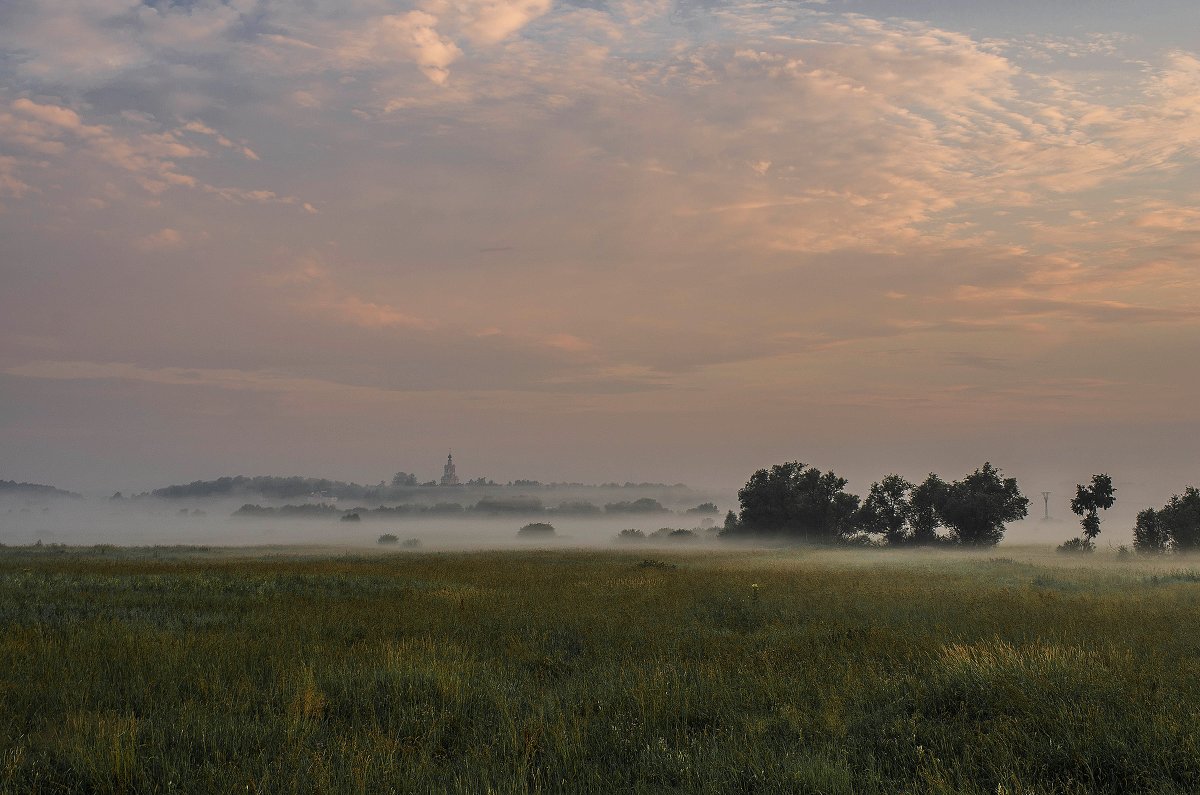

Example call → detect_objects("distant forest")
148 474 693 502
0 480 80 499
232 495 718 520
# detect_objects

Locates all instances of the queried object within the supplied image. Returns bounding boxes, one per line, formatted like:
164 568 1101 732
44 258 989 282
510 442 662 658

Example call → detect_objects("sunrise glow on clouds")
1 0 1199 496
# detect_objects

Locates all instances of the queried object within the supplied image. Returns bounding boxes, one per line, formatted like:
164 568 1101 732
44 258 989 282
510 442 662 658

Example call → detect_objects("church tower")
440 452 460 486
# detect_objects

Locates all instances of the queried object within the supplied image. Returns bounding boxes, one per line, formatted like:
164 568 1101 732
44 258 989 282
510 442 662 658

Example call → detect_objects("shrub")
377 534 399 545
1056 537 1094 554
517 522 556 538
340 512 361 522
604 498 668 514
616 529 645 541
402 538 421 548
668 529 697 541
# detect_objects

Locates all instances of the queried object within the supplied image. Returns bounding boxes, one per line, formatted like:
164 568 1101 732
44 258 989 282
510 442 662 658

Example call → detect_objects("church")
440 452 461 486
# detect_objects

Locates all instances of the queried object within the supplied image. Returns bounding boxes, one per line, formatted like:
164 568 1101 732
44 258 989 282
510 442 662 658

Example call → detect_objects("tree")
1062 474 1115 552
726 461 860 542
604 498 668 514
908 474 948 544
936 463 1028 546
1132 508 1169 554
517 522 556 538
391 472 418 487
856 474 914 545
1159 487 1200 552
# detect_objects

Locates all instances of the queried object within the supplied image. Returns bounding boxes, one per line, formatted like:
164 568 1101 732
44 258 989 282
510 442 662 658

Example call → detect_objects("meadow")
1 543 1198 793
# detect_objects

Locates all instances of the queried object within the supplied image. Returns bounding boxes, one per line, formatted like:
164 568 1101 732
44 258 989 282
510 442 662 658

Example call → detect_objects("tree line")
721 461 1028 546
231 496 709 520
721 461 1200 551
1132 488 1200 554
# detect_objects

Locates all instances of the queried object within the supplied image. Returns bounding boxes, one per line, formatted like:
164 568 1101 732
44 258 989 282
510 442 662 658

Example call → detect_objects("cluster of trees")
1133 488 1200 554
155 476 380 501
603 498 670 514
151 474 699 502
722 461 1028 547
233 496 688 520
393 472 508 489
1052 476 1200 556
724 462 1200 553
472 496 670 515
0 480 81 499
517 522 556 538
377 534 421 547
617 527 699 542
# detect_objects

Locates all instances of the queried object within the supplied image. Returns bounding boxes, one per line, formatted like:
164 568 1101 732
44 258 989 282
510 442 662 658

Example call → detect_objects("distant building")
440 452 461 486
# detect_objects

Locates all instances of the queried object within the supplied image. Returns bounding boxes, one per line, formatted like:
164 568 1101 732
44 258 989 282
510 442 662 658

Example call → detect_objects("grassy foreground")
1 545 1199 793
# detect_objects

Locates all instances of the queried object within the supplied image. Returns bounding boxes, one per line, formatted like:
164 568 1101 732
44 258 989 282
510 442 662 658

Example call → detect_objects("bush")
340 512 361 522
668 529 697 541
377 534 399 545
517 522 556 538
401 538 421 548
1057 537 1095 554
604 498 668 514
616 529 645 541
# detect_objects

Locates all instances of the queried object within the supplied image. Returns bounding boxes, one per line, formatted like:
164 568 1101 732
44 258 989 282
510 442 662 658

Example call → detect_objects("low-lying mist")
0 496 731 549
0 494 1142 549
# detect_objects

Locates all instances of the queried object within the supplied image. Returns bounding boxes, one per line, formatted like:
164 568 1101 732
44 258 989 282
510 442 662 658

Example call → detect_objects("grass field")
1 544 1199 793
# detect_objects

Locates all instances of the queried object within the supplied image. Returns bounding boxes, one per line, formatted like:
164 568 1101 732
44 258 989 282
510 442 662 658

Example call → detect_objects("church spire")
440 450 460 486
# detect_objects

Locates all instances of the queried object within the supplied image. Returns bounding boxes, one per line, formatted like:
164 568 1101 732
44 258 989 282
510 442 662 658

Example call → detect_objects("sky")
1 0 1199 514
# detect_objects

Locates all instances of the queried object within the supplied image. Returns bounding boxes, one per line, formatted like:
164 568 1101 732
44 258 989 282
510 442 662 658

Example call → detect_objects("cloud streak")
3 2 1200 489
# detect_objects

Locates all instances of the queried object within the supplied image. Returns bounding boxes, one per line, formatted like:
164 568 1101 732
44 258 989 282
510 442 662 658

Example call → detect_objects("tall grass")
1 545 1198 793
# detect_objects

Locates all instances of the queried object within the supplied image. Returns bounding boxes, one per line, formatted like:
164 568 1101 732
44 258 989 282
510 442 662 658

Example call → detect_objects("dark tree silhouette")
1132 508 1169 554
1061 473 1115 552
936 463 1028 546
1159 487 1200 552
856 474 914 545
725 461 860 542
391 472 418 487
908 474 948 545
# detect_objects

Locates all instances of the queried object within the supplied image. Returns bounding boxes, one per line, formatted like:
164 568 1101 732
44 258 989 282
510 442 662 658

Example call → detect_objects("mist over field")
0 467 1181 550
0 497 716 549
